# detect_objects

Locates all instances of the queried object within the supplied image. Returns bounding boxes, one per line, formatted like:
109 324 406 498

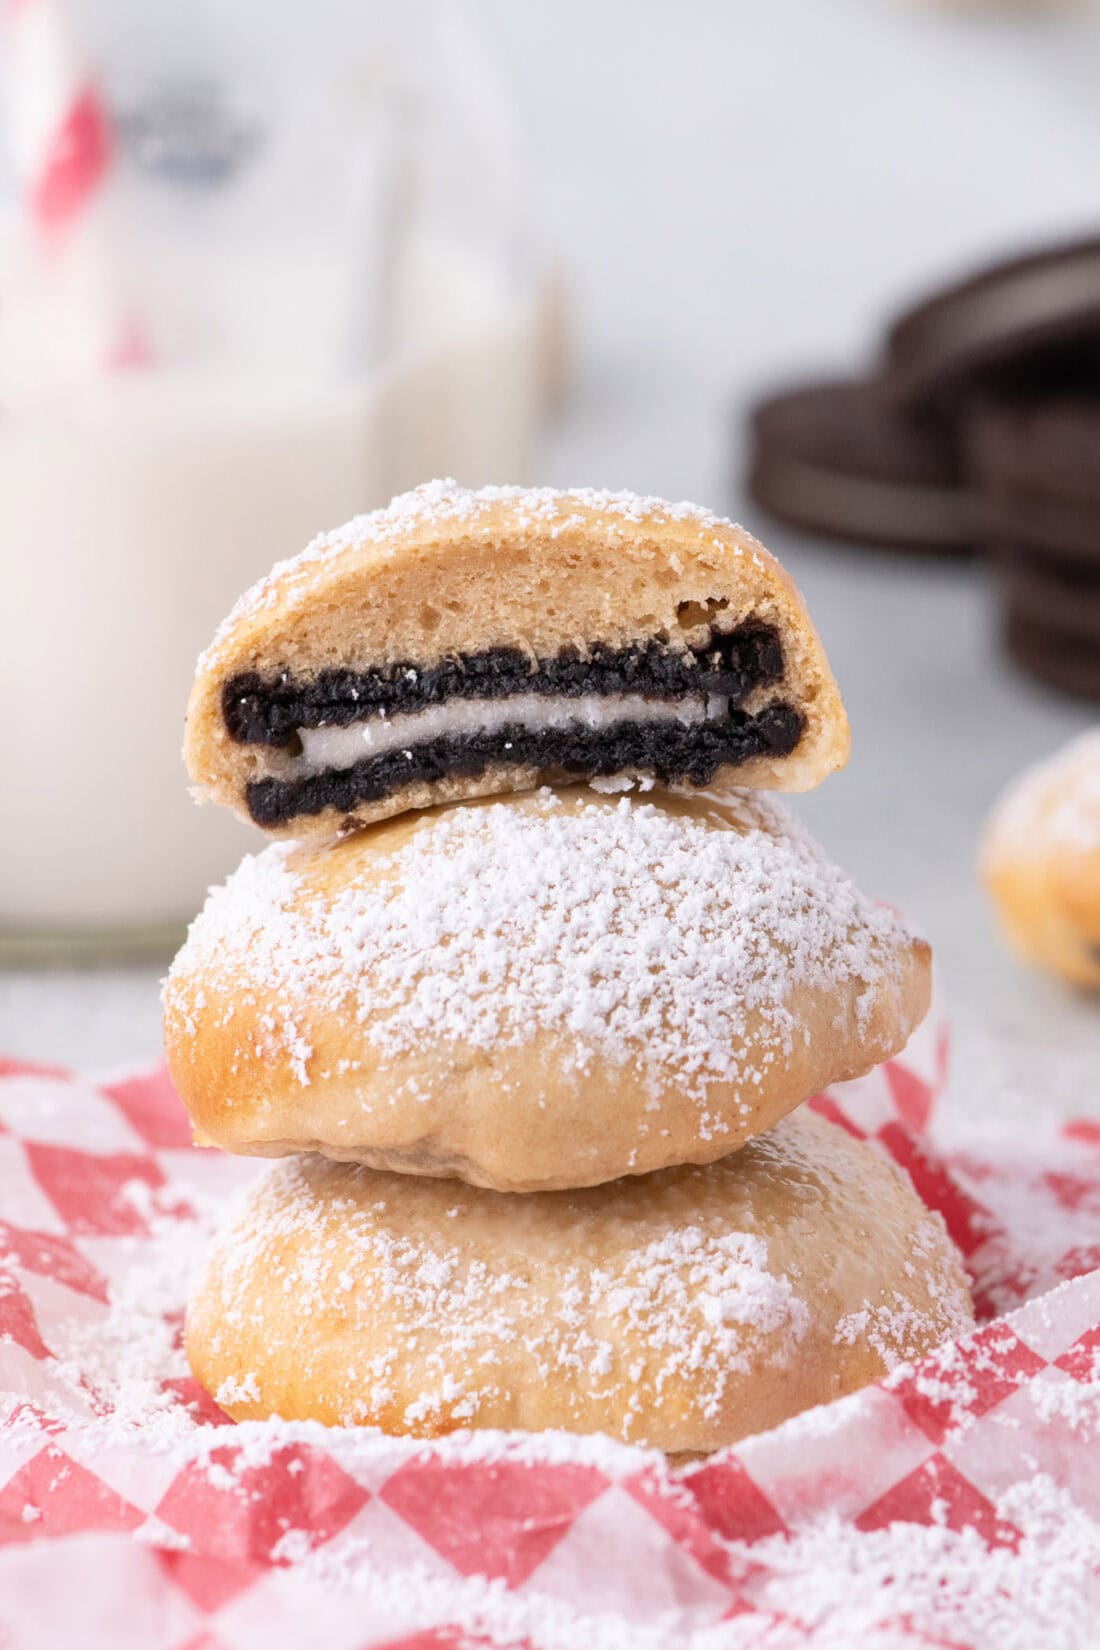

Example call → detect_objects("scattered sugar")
1030 1374 1100 1433
119 1474 1097 1650
2 1147 1099 1645
932 1128 1100 1317
276 1541 700 1650
717 1473 1100 1650
167 788 914 1104
834 1217 972 1371
198 481 762 674
214 1372 260 1406
835 1294 950 1373
41 1190 225 1446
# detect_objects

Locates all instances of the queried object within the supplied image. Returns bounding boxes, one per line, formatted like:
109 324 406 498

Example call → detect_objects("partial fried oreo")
981 731 1100 988
163 785 930 1193
184 481 849 838
186 1108 973 1453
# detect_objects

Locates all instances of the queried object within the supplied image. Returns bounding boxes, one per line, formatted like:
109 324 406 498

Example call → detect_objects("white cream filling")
293 691 731 776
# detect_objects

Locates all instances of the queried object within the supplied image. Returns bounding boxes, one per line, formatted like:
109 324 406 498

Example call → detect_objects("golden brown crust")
183 482 850 837
163 785 930 1192
185 1110 973 1453
980 732 1100 989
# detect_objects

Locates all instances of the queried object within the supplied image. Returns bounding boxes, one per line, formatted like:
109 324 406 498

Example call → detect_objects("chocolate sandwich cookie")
185 481 850 838
965 395 1100 699
968 395 1100 569
885 235 1100 411
746 377 974 554
999 556 1100 647
1003 607 1100 702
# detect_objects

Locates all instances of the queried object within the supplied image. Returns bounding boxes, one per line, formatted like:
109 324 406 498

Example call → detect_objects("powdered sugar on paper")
4 1056 1100 1648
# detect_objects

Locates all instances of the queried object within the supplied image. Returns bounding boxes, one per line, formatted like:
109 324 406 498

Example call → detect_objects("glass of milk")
0 2 545 960
0 371 386 957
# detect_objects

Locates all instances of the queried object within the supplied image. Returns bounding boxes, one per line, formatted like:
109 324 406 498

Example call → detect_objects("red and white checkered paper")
2 1028 1100 1649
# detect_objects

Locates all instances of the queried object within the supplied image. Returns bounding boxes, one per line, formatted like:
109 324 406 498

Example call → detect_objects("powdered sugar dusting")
168 787 917 1105
834 1217 972 1371
199 1155 814 1438
197 480 763 673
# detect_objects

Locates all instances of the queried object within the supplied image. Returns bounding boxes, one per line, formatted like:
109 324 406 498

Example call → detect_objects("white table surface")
2 0 1099 1126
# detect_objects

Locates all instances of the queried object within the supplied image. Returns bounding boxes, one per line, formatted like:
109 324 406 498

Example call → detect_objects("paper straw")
2 0 151 368
4 0 112 237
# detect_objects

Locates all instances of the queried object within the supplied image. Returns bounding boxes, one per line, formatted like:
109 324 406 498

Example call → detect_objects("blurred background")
1 0 1098 1126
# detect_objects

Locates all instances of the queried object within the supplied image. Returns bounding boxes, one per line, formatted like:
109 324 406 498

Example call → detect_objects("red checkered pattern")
1 1022 1099 1648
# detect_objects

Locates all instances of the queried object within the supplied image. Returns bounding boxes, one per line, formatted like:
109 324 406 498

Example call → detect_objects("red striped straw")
3 0 151 366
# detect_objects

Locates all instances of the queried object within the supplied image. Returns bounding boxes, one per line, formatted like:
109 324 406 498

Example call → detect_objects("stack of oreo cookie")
747 233 1100 699
164 481 972 1456
968 395 1100 699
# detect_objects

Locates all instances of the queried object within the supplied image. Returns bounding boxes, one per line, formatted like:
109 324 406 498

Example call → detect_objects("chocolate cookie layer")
246 703 804 827
223 626 785 749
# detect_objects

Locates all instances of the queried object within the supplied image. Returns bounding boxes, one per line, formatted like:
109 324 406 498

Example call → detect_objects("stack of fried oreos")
165 481 972 1456
747 234 1100 701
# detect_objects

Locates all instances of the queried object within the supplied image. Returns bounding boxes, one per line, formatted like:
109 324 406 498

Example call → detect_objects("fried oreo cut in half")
185 481 850 836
